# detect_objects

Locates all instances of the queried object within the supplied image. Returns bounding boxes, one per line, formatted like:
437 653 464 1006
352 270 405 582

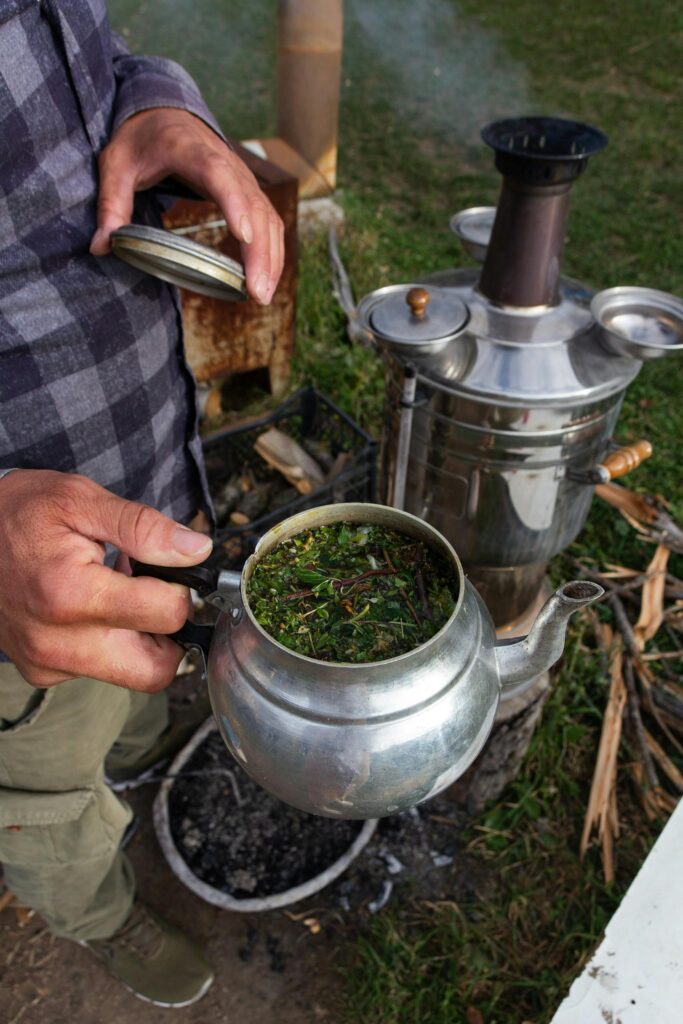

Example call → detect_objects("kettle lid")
368 284 469 349
111 224 247 302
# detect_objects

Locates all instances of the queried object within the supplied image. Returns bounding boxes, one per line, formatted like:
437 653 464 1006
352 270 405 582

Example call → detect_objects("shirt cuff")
112 54 227 145
0 469 17 483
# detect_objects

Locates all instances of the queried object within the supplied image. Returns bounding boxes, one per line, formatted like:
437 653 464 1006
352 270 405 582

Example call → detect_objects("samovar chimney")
478 116 607 308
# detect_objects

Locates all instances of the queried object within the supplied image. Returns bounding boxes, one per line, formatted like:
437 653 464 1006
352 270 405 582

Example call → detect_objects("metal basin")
592 286 683 361
449 206 496 262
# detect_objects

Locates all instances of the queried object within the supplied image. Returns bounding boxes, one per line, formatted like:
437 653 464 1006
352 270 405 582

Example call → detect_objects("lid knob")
406 287 430 319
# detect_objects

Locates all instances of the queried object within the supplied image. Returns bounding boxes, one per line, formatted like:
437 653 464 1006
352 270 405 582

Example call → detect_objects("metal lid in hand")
111 224 247 301
361 284 469 356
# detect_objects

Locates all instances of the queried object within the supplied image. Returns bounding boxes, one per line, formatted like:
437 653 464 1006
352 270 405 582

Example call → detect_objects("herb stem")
383 547 421 627
413 545 433 621
334 568 397 589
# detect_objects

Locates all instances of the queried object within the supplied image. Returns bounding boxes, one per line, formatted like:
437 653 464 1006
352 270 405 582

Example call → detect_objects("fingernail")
240 215 253 245
90 229 108 254
171 527 212 557
255 272 270 304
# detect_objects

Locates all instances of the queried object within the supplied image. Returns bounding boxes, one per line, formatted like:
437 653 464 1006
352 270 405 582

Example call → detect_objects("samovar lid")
362 284 469 355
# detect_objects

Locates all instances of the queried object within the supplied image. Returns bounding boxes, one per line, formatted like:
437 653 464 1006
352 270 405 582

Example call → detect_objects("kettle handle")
129 560 220 596
129 560 239 659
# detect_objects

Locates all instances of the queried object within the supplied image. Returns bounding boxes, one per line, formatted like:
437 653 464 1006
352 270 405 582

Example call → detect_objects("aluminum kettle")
135 503 602 818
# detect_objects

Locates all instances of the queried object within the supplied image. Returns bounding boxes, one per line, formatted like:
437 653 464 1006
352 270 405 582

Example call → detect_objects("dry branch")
580 632 626 883
643 728 683 792
580 484 683 882
634 544 670 647
595 482 683 554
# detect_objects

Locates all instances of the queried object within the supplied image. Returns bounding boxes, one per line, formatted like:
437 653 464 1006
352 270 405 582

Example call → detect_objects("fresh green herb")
246 522 458 663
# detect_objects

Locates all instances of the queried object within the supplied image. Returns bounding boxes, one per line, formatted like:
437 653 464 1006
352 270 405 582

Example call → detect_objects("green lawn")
109 2 683 1020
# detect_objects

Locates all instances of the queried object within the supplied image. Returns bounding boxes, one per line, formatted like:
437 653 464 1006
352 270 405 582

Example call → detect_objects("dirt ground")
0 672 479 1024
0 779 347 1024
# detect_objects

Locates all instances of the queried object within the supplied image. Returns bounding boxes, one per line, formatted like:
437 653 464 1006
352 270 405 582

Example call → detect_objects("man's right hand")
0 470 212 691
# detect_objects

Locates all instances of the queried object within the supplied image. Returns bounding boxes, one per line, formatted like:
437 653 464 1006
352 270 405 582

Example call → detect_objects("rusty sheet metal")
163 143 298 395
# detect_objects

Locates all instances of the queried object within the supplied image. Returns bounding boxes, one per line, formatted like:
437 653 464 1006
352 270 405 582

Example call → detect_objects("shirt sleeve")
109 32 227 144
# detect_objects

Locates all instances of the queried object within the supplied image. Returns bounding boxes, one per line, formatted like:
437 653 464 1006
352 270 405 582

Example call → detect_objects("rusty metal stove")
162 142 298 398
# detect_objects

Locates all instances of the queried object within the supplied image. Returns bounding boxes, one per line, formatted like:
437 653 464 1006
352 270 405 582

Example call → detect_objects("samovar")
358 116 683 630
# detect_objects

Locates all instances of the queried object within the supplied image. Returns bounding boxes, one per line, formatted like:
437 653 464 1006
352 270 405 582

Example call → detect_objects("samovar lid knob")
406 287 430 319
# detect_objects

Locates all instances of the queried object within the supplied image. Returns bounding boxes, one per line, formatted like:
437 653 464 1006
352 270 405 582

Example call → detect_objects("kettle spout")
495 581 604 694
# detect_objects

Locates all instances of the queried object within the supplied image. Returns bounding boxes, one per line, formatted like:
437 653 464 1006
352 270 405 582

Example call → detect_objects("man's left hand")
90 108 284 305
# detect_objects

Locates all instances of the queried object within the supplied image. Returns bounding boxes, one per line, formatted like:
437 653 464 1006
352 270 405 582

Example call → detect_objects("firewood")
254 428 325 495
212 474 242 524
229 482 272 525
327 450 351 481
268 485 300 511
221 536 244 563
302 437 335 474
238 470 255 493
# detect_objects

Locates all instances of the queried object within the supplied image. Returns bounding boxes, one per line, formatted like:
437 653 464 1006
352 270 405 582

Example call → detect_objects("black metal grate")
202 388 377 568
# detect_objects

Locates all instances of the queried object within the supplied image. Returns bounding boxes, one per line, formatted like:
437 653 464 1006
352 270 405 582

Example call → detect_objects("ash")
168 732 362 899
329 800 475 918
168 730 479 917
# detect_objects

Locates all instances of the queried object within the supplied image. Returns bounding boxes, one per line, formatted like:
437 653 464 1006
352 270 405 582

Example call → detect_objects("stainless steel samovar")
358 116 683 631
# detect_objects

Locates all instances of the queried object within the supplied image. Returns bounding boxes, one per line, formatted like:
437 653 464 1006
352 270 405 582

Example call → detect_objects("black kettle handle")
130 559 217 658
129 560 220 598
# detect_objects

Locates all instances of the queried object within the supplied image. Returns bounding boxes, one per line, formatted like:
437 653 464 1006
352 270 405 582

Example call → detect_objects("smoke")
345 0 530 147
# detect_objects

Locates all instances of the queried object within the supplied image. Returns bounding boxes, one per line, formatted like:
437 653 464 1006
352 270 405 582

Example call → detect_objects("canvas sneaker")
82 902 214 1008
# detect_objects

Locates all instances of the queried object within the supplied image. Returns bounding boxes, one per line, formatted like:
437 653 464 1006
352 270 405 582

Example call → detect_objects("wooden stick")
595 481 683 554
628 761 659 822
580 636 626 883
608 595 683 755
634 544 670 647
643 728 683 792
623 656 659 791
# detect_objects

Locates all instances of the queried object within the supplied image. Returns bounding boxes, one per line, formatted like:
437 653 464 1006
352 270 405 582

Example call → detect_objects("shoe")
82 902 214 1008
106 694 212 790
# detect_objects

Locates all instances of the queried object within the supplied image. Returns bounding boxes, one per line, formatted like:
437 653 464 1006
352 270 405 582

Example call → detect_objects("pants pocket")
0 686 54 733
0 783 131 866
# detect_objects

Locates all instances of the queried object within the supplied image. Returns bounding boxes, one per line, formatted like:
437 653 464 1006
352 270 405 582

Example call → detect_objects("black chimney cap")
482 116 608 185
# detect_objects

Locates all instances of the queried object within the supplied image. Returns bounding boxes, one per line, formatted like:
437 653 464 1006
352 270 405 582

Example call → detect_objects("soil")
169 730 362 897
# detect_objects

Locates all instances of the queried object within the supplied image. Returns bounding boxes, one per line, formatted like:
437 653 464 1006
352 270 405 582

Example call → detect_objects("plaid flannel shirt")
0 0 223 524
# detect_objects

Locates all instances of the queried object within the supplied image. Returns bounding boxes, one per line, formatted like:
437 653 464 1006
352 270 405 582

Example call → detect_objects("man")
0 0 284 1007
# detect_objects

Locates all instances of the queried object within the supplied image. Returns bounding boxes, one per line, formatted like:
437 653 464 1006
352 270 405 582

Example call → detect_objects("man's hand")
90 108 284 305
0 470 213 692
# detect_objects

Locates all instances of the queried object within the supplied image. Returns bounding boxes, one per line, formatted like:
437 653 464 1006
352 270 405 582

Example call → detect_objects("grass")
109 1 682 1020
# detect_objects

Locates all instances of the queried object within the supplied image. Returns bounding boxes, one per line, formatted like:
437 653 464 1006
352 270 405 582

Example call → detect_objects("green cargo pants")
0 664 167 941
